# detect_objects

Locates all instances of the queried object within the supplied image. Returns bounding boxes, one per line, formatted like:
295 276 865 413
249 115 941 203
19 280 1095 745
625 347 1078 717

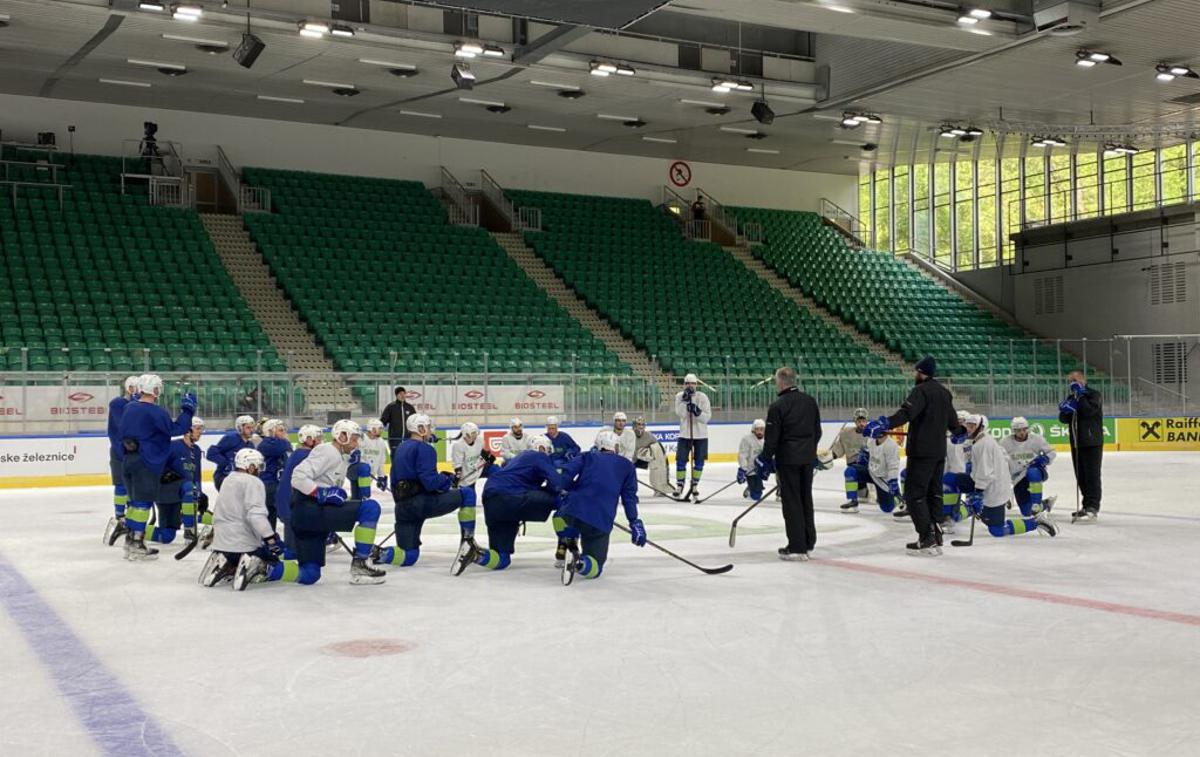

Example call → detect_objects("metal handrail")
2 180 70 210
121 138 184 179
516 205 541 231
695 188 736 238
1134 376 1189 401
480 169 515 226
1 159 62 184
684 219 711 240
240 185 271 213
820 197 864 239
440 166 479 226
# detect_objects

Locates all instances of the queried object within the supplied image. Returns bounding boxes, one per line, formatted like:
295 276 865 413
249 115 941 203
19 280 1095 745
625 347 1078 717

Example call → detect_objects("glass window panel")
1131 151 1156 212
1103 154 1128 213
1000 158 1021 263
1161 144 1188 205
978 157 997 266
894 166 910 253
1075 150 1099 220
933 162 952 265
874 170 891 249
1024 156 1046 226
1049 154 1071 223
913 163 930 255
954 161 975 268
859 172 872 244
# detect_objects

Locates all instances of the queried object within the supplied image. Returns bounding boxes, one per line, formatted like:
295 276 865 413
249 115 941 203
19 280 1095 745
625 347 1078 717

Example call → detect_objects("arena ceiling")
0 0 1197 174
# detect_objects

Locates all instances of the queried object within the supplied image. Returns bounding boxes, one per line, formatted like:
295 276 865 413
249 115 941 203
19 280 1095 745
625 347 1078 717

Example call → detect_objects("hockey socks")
474 549 512 571
125 502 152 535
576 554 602 579
113 485 128 518
352 499 381 560
377 547 420 567
266 559 318 584
987 517 1037 537
458 487 477 535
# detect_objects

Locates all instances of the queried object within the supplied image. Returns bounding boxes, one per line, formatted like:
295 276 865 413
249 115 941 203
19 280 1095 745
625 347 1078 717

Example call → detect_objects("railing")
661 184 690 216
440 166 480 226
239 185 271 213
516 205 542 231
1135 377 1189 416
480 169 516 227
2 180 70 210
741 221 764 245
120 138 184 179
684 219 711 240
215 144 242 211
820 197 865 243
695 188 736 239
147 175 188 207
1 158 63 184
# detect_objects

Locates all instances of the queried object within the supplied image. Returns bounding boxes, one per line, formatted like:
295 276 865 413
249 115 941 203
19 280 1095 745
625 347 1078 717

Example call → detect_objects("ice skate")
1036 510 1058 537
673 482 685 499
777 547 809 562
233 554 268 590
839 501 859 513
198 552 235 587
123 533 159 561
451 536 483 576
350 558 387 585
1042 495 1057 513
906 534 941 556
183 525 198 543
1071 508 1097 524
197 524 213 550
941 519 957 535
892 505 910 519
560 538 580 586
688 484 700 503
554 541 567 569
102 516 128 546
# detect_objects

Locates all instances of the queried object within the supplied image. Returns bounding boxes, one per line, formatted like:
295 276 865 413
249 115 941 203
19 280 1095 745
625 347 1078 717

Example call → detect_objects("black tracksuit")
760 386 822 554
886 378 960 540
1059 386 1104 512
380 400 416 454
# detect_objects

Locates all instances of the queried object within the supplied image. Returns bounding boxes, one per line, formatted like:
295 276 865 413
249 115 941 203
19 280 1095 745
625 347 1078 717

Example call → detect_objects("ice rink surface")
2 452 1200 757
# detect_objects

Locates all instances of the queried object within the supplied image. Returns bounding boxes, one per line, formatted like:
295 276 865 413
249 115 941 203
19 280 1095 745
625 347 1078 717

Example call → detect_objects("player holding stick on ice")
674 373 712 502
999 417 1056 516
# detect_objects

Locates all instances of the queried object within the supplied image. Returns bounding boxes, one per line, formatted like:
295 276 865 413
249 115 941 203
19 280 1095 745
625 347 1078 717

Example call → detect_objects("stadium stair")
199 213 357 412
490 230 676 404
722 244 907 373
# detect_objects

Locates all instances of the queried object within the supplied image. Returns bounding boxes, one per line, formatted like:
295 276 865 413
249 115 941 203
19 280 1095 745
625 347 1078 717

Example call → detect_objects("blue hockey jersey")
107 395 129 451
117 400 194 473
391 438 452 494
206 431 254 473
547 430 580 465
257 436 293 484
276 446 312 520
557 450 639 532
483 450 564 498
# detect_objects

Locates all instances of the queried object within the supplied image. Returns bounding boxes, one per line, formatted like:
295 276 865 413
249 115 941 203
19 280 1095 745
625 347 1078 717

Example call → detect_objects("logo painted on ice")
68 392 95 402
526 390 545 399
464 390 484 400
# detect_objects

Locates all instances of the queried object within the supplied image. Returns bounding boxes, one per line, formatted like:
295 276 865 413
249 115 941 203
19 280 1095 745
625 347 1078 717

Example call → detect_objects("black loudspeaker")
751 100 775 125
233 33 265 69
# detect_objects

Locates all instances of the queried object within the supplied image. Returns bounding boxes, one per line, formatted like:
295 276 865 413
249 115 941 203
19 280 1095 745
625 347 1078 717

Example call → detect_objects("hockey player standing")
948 415 1056 543
633 418 669 495
287 420 386 585
610 411 637 462
737 419 768 500
1000 416 1056 516
674 373 712 501
556 431 645 581
374 414 477 569
116 374 197 560
1059 370 1104 523
206 414 256 490
360 419 391 491
256 419 292 527
451 422 495 492
198 448 288 590
499 417 532 462
545 416 580 467
102 375 140 545
146 416 205 546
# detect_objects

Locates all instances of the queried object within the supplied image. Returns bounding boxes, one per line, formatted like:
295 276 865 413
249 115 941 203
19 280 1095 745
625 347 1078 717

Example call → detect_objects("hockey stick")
637 477 687 501
613 522 733 575
728 485 779 547
950 512 977 547
374 529 395 549
694 478 740 504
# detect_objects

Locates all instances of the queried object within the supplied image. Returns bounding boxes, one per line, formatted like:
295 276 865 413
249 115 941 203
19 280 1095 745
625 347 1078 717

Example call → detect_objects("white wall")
0 93 856 212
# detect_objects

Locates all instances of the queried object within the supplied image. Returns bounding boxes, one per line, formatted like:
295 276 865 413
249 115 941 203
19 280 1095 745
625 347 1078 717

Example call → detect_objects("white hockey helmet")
460 421 479 439
509 417 523 429
332 419 362 442
965 414 987 431
124 375 140 393
613 411 627 423
1011 416 1030 430
234 448 265 471
545 415 560 427
261 418 285 436
752 418 766 430
366 418 385 433
683 373 699 385
957 410 970 422
297 424 324 445
136 373 163 396
235 414 256 430
406 413 432 434
191 416 205 430
529 434 553 453
594 430 618 451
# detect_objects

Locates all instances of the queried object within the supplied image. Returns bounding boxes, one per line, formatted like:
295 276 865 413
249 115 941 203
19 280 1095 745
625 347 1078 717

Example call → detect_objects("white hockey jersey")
211 470 273 553
292 442 351 495
609 427 637 462
499 431 531 462
999 433 1056 479
867 437 901 489
359 435 389 478
451 436 488 486
829 425 867 464
674 390 712 440
737 432 764 472
965 433 1014 508
945 436 968 474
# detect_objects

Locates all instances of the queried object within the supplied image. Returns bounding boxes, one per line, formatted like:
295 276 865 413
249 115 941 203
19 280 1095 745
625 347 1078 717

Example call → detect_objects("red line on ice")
818 558 1200 628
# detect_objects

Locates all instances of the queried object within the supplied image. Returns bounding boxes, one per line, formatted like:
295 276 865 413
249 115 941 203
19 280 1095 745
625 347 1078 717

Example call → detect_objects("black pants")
904 456 945 539
778 464 816 553
388 438 402 455
1070 444 1103 512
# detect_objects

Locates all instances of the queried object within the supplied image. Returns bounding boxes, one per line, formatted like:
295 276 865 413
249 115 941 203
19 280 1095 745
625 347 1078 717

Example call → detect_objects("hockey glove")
1058 397 1078 415
629 518 647 547
480 449 496 465
1069 381 1085 398
347 449 361 466
682 387 695 401
263 534 284 559
854 448 870 467
755 455 775 479
863 420 888 440
736 468 747 484
1033 453 1051 468
375 476 388 491
315 486 347 505
687 401 702 417
428 432 440 445
180 392 198 414
441 473 457 491
888 479 901 497
966 491 984 516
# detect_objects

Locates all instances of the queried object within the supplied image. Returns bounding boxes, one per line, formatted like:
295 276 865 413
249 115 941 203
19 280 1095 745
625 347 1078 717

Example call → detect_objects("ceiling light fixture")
127 58 186 71
557 89 585 99
172 4 202 20
162 34 227 48
747 147 780 154
99 78 152 88
615 63 636 76
139 1 166 11
680 98 726 108
481 44 505 58
840 111 881 128
720 126 759 134
1103 142 1140 157
299 21 329 38
623 119 647 128
957 7 991 24
1156 63 1199 81
461 97 506 107
527 124 566 132
398 109 442 118
711 77 754 93
597 113 638 121
257 95 305 104
302 79 355 90
1031 135 1067 148
530 80 578 89
455 41 484 58
451 63 476 90
817 1 855 13
1075 49 1121 67
642 136 677 144
590 61 618 77
330 24 355 38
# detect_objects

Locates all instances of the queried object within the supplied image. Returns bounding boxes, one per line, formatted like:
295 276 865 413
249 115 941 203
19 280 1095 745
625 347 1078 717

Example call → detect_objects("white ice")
2 452 1200 757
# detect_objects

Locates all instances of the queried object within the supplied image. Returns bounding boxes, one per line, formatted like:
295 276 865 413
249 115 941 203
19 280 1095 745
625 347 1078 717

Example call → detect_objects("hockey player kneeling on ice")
829 408 870 509
936 409 972 523
199 449 289 590
842 433 901 514
116 374 198 561
949 415 1057 541
633 417 669 494
147 416 206 546
451 422 495 497
462 435 567 574
374 414 476 569
360 419 390 493
287 420 385 585
609 412 637 462
556 431 644 580
737 419 768 500
256 419 293 528
270 424 324 560
545 416 580 469
674 373 712 501
499 418 532 463
1000 416 1056 516
206 415 256 491
102 375 140 546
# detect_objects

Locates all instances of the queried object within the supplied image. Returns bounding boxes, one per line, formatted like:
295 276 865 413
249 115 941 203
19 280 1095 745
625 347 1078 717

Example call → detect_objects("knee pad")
357 498 381 525
942 472 960 492
459 486 476 507
152 528 177 544
843 467 858 483
1026 467 1045 483
385 547 419 567
297 562 322 585
981 507 1006 529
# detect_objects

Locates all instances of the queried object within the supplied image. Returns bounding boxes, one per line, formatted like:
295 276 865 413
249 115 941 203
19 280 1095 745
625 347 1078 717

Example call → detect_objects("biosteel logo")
68 392 95 403
464 390 484 400
526 390 546 399
406 391 423 400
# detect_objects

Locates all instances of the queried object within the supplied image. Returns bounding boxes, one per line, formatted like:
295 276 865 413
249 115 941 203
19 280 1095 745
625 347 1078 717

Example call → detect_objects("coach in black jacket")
1058 370 1104 521
870 356 961 553
380 387 416 454
758 366 822 560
